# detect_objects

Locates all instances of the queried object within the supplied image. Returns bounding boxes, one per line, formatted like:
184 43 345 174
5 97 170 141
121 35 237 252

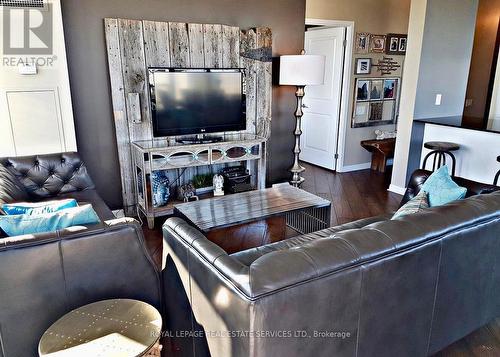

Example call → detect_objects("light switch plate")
435 94 442 106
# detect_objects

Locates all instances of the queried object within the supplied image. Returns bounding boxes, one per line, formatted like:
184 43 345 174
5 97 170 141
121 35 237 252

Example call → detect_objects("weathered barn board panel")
169 22 190 66
222 25 240 68
105 19 272 212
143 20 171 68
117 19 152 140
203 24 223 68
240 28 257 135
188 23 205 68
104 18 136 215
255 27 272 139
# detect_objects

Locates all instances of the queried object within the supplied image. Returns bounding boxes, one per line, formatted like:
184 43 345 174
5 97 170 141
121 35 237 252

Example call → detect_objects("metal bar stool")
422 141 460 176
494 156 500 186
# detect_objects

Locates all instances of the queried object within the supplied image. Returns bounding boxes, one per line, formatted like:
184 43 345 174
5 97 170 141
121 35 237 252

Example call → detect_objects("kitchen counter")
414 116 500 134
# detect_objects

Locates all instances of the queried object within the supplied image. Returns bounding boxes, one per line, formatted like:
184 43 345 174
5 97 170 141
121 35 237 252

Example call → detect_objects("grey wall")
61 0 305 209
414 0 478 119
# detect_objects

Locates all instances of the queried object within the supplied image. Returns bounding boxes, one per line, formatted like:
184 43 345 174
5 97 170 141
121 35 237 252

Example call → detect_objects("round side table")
38 299 162 357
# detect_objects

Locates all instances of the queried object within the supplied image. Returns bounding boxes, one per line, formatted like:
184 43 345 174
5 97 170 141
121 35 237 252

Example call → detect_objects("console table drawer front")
213 144 262 163
145 151 198 171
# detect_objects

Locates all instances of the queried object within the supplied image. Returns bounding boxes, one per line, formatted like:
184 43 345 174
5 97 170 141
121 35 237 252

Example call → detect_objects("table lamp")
279 51 325 187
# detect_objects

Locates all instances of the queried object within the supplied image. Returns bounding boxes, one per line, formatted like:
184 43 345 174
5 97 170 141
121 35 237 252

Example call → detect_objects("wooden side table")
38 299 162 357
361 138 396 173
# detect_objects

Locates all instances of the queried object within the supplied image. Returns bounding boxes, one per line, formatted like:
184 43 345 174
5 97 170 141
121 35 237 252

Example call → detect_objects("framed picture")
370 35 386 53
382 100 395 121
352 77 400 128
369 102 384 121
356 80 370 101
399 37 407 52
353 102 369 124
386 34 407 55
355 58 371 74
383 79 397 99
370 80 383 100
355 33 370 54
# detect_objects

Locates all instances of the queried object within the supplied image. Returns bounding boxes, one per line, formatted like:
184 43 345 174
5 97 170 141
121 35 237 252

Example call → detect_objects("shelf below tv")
175 135 224 144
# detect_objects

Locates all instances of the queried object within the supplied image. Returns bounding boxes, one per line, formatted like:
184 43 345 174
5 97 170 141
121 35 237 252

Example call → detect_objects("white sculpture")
375 129 397 140
213 174 224 196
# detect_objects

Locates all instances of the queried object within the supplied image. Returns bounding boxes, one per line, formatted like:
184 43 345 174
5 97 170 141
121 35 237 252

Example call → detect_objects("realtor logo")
2 4 53 55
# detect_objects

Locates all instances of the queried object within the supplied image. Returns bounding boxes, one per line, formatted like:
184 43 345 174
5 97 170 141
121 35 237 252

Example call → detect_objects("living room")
0 0 499 356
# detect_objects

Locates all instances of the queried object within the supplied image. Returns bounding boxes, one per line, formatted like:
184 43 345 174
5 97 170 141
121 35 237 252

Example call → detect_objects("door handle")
301 104 309 109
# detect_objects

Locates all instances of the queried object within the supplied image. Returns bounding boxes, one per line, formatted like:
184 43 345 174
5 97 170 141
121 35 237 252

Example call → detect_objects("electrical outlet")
435 94 442 106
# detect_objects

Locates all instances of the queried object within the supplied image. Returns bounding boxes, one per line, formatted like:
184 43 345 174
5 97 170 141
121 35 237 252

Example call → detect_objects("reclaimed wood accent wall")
104 19 272 214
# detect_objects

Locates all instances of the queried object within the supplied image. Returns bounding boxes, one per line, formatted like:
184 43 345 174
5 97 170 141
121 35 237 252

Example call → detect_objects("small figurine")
178 183 199 202
213 174 224 196
375 129 397 140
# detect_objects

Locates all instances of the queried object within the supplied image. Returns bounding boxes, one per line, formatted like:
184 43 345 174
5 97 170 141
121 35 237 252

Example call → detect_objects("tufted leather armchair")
0 152 163 357
0 152 114 224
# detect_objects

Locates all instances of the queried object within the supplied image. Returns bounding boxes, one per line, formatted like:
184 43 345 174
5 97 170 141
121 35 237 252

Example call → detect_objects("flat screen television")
149 68 246 137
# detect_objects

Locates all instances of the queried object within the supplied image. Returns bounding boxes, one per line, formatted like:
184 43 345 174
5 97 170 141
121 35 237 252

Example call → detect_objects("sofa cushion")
0 204 100 236
53 190 115 221
0 163 30 209
392 190 429 219
400 169 498 207
230 215 390 266
2 199 78 216
421 166 467 207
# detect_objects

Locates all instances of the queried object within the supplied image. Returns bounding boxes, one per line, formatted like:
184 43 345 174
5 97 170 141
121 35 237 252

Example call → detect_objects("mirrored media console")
132 133 267 228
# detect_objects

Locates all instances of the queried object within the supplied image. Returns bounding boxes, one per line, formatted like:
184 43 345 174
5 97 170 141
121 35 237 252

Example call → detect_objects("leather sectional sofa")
0 153 161 357
162 170 500 357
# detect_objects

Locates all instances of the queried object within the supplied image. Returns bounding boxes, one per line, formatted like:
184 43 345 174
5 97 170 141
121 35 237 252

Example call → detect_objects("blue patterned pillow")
0 204 100 237
421 166 467 207
392 190 429 219
1 199 77 216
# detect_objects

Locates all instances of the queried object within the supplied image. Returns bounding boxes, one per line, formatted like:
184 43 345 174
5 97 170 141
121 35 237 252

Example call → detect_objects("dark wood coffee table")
173 185 331 235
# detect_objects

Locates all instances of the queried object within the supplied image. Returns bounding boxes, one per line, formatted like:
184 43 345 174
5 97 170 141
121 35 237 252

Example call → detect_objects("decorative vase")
151 171 170 207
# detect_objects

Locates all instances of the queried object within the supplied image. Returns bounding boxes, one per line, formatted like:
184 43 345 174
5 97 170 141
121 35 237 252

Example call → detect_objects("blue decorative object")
421 165 467 207
151 171 170 207
0 204 100 237
2 199 78 216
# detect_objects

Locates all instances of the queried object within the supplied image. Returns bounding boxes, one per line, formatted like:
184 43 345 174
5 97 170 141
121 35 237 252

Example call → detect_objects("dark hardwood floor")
142 162 500 357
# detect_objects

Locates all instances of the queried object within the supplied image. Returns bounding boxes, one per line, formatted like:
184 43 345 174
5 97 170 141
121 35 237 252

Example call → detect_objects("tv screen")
149 69 246 137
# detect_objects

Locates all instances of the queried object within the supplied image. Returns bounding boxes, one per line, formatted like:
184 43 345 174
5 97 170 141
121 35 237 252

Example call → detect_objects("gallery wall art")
352 77 400 128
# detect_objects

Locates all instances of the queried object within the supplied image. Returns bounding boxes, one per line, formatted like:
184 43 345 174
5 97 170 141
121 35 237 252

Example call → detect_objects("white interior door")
301 27 345 170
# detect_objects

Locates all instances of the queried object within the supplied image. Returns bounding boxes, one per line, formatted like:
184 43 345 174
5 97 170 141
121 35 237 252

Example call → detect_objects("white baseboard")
388 184 407 195
338 162 372 172
339 160 394 173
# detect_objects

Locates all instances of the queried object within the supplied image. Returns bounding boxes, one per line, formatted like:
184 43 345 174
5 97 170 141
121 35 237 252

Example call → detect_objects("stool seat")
497 155 500 163
424 141 460 151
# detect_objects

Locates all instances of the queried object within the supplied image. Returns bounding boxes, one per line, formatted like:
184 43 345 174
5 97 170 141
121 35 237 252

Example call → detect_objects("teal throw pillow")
392 190 429 219
1 199 78 216
0 204 100 237
420 166 467 207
